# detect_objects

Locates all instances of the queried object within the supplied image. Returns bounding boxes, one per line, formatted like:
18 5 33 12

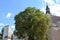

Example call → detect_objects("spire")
46 5 51 14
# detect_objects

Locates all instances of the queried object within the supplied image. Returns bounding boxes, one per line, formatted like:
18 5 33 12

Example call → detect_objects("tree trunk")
28 35 34 40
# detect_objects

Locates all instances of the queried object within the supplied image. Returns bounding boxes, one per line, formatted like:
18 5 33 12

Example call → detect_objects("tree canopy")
14 7 50 40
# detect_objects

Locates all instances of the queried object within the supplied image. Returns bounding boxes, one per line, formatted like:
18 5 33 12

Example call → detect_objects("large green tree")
14 7 50 40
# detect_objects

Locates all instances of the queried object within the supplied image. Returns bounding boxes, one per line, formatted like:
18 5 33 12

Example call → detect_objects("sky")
0 0 60 32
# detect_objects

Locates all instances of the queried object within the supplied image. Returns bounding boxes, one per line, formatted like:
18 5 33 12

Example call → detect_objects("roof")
51 15 60 27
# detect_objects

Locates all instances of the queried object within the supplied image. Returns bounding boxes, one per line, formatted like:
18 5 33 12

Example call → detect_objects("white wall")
49 27 60 40
3 25 13 40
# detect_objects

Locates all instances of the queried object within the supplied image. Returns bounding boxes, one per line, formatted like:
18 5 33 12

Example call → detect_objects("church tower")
46 5 51 16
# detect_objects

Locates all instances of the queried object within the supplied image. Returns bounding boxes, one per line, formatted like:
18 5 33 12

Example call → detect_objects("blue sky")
0 0 60 32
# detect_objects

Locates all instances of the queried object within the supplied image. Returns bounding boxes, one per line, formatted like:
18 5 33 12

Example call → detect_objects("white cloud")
55 0 59 2
11 25 15 31
0 23 15 28
11 25 15 29
44 0 54 4
44 0 60 5
50 4 60 16
6 12 11 18
41 7 45 13
41 0 60 16
55 0 60 4
0 23 5 26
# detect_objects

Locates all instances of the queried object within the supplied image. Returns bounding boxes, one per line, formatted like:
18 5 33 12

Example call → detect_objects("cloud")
44 0 54 4
11 25 15 31
0 23 15 29
50 4 60 16
0 23 5 26
41 7 45 13
44 0 60 5
11 25 15 29
41 0 60 16
55 0 60 4
6 12 11 18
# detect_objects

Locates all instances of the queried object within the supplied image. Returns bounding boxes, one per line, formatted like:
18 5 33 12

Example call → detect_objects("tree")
14 7 50 40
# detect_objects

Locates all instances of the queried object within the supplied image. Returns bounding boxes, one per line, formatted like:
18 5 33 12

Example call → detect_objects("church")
0 5 60 40
46 5 60 40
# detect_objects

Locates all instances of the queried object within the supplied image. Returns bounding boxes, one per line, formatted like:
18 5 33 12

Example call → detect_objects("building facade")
46 5 60 40
3 25 13 40
0 32 2 40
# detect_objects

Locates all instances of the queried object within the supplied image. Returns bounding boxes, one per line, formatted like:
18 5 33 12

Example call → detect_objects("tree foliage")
14 7 50 40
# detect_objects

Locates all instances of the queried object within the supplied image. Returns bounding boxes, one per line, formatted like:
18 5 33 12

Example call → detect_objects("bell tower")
46 5 51 16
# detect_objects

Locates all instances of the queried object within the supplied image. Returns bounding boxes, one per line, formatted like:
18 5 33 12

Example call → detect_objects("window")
4 36 11 39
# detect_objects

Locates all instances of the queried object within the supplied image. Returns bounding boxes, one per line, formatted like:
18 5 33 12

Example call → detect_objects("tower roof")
46 5 51 14
46 5 50 10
